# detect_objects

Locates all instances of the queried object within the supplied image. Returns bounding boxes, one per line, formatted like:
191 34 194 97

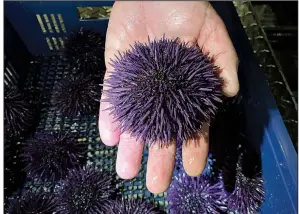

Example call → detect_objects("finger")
182 123 209 176
98 96 121 146
146 142 176 194
198 4 239 97
116 132 144 179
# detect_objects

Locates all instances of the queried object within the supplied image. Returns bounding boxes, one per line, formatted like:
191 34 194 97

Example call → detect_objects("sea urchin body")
52 74 101 117
63 28 105 74
7 191 59 214
103 198 160 214
167 173 227 214
104 37 223 145
59 166 117 214
23 132 86 182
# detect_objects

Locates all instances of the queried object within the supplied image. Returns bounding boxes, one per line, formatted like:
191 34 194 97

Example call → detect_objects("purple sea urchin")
63 28 105 74
104 37 223 145
7 191 59 214
103 198 160 214
52 74 101 117
23 132 86 182
167 173 228 214
59 165 117 214
227 156 265 214
4 87 33 139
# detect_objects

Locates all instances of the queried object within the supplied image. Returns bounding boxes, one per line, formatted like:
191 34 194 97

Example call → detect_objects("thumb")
198 4 239 97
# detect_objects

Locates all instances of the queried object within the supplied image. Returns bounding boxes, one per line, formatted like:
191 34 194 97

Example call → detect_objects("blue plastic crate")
4 1 298 213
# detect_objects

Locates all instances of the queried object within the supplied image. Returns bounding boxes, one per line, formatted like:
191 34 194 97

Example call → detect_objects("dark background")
251 1 298 99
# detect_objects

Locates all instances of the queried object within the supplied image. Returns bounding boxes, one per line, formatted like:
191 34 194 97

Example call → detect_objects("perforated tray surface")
21 55 168 210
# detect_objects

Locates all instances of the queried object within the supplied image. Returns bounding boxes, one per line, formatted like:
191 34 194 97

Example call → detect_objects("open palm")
99 1 239 194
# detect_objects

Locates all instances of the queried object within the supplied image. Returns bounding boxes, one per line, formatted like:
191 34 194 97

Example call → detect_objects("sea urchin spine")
63 27 105 74
103 198 160 214
7 191 59 214
4 87 34 139
167 173 228 214
59 165 117 214
23 131 86 182
227 155 265 214
104 37 223 145
52 73 101 117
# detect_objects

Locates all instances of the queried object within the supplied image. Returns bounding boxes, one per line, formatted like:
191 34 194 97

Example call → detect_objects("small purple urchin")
167 173 228 214
59 165 117 214
102 198 160 214
23 132 86 182
104 37 224 145
52 74 101 117
227 156 265 214
7 191 59 214
63 27 105 74
4 87 34 139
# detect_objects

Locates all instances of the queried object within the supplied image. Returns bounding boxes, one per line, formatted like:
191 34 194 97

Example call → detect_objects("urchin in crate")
51 73 102 117
59 165 120 214
167 173 228 214
63 27 106 74
22 131 87 182
103 197 161 214
6 191 59 214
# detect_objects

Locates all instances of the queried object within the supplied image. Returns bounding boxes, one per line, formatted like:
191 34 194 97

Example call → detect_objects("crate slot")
4 68 14 87
52 37 59 50
4 66 18 87
43 14 53 33
50 14 60 33
5 60 19 84
58 37 64 48
57 14 67 33
45 37 53 51
36 14 47 34
4 72 12 87
7 61 19 81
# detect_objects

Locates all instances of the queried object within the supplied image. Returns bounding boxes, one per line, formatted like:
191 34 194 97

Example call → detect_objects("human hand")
98 1 239 194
